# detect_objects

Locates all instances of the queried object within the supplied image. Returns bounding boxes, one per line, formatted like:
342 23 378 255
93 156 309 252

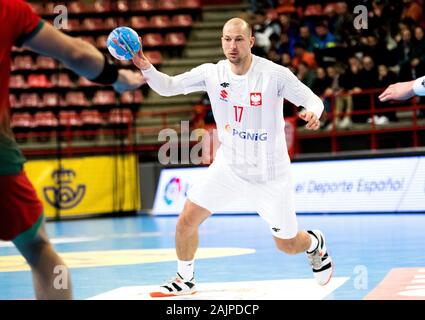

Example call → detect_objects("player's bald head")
222 18 252 37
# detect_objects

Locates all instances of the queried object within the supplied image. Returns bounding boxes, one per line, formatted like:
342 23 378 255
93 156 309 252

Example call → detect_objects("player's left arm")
279 67 324 131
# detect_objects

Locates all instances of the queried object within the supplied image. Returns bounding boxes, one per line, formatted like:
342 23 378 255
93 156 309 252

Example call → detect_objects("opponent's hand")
112 69 145 94
132 37 152 71
299 111 320 130
378 80 415 102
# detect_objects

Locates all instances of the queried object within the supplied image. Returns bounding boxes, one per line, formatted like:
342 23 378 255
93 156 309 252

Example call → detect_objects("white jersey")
142 55 323 181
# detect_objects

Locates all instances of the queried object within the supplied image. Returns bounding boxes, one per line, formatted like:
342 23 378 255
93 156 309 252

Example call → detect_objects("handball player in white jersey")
132 17 334 297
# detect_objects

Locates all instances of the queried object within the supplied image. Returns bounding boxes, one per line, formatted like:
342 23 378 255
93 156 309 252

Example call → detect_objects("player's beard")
227 52 242 65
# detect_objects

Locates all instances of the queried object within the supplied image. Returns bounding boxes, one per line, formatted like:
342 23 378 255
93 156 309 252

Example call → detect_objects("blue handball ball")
107 27 141 61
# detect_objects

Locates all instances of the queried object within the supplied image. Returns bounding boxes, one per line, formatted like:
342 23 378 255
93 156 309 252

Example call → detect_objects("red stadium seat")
144 51 162 65
65 92 90 107
172 14 193 27
143 33 164 47
275 0 296 14
150 15 171 29
93 90 116 105
28 74 52 88
51 73 72 88
42 93 60 107
108 108 133 124
44 3 56 15
104 17 118 30
117 0 129 12
36 56 57 69
68 1 84 13
9 94 22 109
134 0 155 11
133 90 144 103
158 0 179 10
20 93 41 107
11 113 33 129
180 0 201 9
30 3 44 15
66 19 81 31
130 16 150 29
81 110 104 125
323 3 339 15
34 112 58 128
304 4 323 17
11 112 33 142
9 75 26 88
165 32 186 46
96 35 109 49
13 56 34 70
59 111 83 127
81 110 104 140
93 0 111 12
120 92 134 104
82 18 104 30
120 91 144 104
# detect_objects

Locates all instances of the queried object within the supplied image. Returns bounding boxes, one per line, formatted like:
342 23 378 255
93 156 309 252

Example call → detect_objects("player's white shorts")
187 150 298 239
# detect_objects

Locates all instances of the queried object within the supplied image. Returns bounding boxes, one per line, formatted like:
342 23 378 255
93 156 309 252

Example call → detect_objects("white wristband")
413 76 425 96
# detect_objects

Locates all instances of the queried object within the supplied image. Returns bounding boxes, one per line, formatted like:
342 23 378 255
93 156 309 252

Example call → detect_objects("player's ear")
250 36 255 48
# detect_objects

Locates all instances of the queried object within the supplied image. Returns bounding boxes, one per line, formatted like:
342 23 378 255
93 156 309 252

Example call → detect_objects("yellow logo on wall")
25 155 140 218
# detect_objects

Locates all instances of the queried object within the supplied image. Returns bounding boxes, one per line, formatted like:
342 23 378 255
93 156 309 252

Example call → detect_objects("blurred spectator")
291 42 316 69
412 26 425 60
250 0 278 14
398 29 425 82
401 0 423 24
312 21 336 50
375 64 398 123
297 25 315 52
330 64 353 129
332 2 353 43
312 67 332 97
361 56 379 89
253 13 281 55
295 61 315 87
281 52 292 68
396 28 414 67
311 67 332 125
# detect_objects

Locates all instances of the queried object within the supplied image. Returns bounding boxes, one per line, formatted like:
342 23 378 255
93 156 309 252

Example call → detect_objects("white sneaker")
367 115 380 124
338 116 352 129
325 120 338 131
150 273 197 298
306 230 334 286
376 116 389 125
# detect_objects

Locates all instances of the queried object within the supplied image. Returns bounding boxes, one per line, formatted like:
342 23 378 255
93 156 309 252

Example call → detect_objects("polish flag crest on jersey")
250 92 262 106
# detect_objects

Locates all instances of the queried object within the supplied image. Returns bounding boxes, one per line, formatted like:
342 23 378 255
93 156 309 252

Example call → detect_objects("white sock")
307 233 319 253
177 259 194 280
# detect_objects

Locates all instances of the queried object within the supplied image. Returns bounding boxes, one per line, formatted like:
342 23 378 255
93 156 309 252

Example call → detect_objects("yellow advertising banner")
25 155 140 218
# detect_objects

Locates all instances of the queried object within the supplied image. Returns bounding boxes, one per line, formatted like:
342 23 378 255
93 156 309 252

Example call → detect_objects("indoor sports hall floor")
1 213 424 300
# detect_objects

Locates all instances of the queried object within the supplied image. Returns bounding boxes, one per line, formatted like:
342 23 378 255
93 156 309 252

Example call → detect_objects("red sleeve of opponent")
8 0 42 45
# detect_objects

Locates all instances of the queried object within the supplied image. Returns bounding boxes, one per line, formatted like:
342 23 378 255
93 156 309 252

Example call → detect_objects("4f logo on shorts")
43 167 86 210
250 92 262 106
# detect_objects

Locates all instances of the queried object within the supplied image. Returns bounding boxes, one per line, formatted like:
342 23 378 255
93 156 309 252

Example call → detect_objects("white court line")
411 279 425 284
0 233 164 248
89 277 349 300
406 285 425 289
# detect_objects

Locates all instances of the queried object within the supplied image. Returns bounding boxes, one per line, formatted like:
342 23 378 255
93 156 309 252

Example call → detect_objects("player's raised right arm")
132 42 207 97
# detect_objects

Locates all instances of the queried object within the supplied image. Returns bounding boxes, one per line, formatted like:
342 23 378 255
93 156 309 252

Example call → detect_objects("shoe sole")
318 260 334 286
311 230 334 286
149 291 197 298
